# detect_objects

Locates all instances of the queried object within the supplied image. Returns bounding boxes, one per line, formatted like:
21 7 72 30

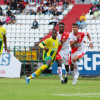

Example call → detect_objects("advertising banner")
52 52 100 75
0 53 21 78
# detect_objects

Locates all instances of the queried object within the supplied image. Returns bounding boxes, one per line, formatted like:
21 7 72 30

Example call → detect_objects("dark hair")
72 23 78 26
59 22 65 26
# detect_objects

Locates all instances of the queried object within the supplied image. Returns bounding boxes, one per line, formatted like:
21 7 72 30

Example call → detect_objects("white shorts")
60 53 69 65
71 51 85 64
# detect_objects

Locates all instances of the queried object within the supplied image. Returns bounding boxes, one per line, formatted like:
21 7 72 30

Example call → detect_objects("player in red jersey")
55 23 70 84
69 23 93 84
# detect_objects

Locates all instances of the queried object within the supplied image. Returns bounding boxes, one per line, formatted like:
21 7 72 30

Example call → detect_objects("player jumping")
69 23 93 84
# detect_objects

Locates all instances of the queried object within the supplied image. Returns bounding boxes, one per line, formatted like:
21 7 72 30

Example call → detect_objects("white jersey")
57 31 69 55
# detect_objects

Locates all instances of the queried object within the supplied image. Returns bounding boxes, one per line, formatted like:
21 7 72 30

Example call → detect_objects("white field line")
51 93 100 96
81 96 100 97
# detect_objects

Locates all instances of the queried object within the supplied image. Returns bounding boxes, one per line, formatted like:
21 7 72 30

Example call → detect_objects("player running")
25 29 61 84
69 23 93 84
0 21 9 56
55 23 70 84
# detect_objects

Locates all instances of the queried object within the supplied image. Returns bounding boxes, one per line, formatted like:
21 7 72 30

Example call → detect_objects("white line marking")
81 96 100 97
51 93 100 96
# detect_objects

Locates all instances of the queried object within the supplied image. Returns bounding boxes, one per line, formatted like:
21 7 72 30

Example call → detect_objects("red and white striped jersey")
69 32 87 54
57 31 69 55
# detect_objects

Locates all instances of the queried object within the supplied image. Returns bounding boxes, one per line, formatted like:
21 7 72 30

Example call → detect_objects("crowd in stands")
76 13 87 29
0 0 71 26
90 0 100 19
0 5 16 25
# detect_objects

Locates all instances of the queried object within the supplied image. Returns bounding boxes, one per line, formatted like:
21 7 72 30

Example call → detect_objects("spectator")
15 4 21 14
28 0 36 5
59 0 63 6
23 4 33 14
56 3 63 15
37 4 44 14
1 13 6 24
47 4 52 14
96 1 100 10
79 19 87 29
6 8 12 16
19 1 25 13
31 4 37 15
76 18 81 27
7 0 11 9
36 0 41 4
52 6 59 16
32 19 38 29
53 0 58 6
46 0 52 6
63 0 69 10
93 0 98 5
90 4 98 15
49 13 58 27
43 4 48 14
11 0 17 10
6 14 11 24
93 8 100 19
0 9 3 16
43 0 48 5
10 13 16 24
80 13 86 21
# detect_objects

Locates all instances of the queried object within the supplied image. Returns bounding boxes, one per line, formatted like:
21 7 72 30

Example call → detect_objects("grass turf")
0 75 100 100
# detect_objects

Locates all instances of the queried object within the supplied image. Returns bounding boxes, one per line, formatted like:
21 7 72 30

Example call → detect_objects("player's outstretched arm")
3 35 10 53
87 33 93 49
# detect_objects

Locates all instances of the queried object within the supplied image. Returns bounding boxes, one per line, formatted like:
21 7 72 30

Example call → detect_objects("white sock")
58 67 63 81
74 62 78 71
71 71 75 78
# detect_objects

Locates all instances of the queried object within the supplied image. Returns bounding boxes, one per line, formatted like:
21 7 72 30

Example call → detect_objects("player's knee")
72 58 76 63
46 59 52 67
70 64 74 71
57 60 62 66
47 62 51 67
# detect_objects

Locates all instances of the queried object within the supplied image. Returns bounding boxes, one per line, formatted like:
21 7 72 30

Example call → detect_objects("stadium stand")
0 3 73 50
0 1 100 56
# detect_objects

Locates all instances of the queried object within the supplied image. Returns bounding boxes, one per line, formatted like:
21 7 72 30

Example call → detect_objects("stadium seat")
58 15 63 20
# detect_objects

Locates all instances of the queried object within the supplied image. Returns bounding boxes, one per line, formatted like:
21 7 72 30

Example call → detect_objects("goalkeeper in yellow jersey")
0 21 9 56
25 29 59 84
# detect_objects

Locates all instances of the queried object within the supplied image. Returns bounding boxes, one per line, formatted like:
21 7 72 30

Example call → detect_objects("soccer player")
55 23 70 84
25 29 59 84
69 23 93 84
0 21 9 56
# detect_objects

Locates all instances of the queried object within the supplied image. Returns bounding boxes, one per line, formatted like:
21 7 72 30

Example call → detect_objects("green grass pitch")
0 75 100 100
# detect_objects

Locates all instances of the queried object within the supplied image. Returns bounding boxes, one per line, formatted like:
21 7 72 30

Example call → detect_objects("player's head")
72 23 78 33
59 23 65 34
52 29 57 39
